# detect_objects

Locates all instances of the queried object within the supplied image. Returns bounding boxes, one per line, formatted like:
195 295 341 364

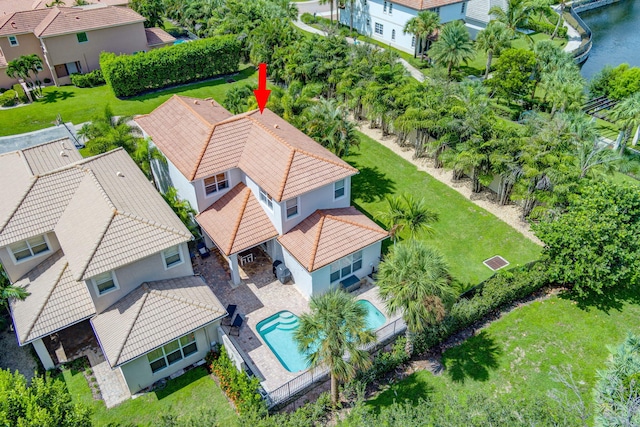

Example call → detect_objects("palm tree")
489 0 539 34
223 84 254 114
429 21 475 77
319 0 337 24
376 241 455 356
475 21 511 79
294 289 375 405
403 11 440 60
377 193 439 243
162 186 198 237
133 138 166 186
6 54 44 98
78 105 141 155
609 92 640 155
304 98 360 157
1 265 29 312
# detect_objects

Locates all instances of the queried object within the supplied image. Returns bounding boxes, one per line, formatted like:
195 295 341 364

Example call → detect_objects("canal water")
579 0 640 79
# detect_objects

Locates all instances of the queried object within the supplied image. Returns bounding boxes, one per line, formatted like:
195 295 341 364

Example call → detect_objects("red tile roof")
34 5 143 37
0 8 50 36
278 207 388 272
196 182 278 255
144 27 175 46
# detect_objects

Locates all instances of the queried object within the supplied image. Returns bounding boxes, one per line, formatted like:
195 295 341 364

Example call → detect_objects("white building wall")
193 168 243 213
244 175 282 234
119 325 216 394
86 242 193 313
166 159 199 214
341 0 467 54
281 244 313 299
0 231 61 283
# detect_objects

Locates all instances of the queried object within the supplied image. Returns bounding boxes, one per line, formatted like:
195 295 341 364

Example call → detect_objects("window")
204 172 229 195
92 271 118 295
8 36 18 47
163 245 183 269
329 251 363 283
411 36 416 47
285 198 299 219
334 179 345 200
391 29 396 40
259 187 273 210
364 0 366 4
9 235 49 262
461 2 466 13
54 61 81 78
433 7 440 14
147 333 198 373
374 22 383 35
383 1 387 12
366 18 370 26
76 32 88 43
389 3 393 14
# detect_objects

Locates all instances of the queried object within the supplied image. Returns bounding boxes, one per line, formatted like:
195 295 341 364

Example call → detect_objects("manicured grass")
0 66 257 136
345 133 541 285
58 366 238 427
367 288 640 422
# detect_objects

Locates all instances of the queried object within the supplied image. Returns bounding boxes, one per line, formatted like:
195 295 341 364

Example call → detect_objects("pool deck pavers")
193 248 399 392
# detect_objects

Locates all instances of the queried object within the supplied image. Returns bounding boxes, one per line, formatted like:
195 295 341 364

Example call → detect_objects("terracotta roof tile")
144 27 175 46
278 207 388 272
34 6 144 37
0 8 50 36
91 276 225 367
196 183 278 255
10 250 95 345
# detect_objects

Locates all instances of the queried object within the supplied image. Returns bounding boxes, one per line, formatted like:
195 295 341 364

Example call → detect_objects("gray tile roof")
10 250 95 345
466 0 507 25
21 138 82 175
91 276 226 367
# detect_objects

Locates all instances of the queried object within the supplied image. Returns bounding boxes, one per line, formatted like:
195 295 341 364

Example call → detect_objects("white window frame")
330 250 363 283
259 187 274 211
374 22 383 35
285 197 299 219
8 35 18 47
334 179 345 200
8 235 50 264
162 245 183 270
147 332 198 374
204 172 229 196
91 271 119 296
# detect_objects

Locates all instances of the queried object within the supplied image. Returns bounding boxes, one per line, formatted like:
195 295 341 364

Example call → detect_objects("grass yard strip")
58 366 238 427
367 289 640 421
0 66 257 136
345 133 540 285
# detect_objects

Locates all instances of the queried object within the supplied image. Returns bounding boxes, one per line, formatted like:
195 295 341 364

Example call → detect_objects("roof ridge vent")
60 150 67 157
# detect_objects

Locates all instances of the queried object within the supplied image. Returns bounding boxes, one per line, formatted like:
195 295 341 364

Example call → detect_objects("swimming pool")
257 300 387 373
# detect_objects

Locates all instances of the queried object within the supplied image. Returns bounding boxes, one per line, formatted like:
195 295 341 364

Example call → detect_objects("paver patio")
192 247 399 392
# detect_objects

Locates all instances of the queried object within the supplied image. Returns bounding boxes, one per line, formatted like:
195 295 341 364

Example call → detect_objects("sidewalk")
553 5 582 54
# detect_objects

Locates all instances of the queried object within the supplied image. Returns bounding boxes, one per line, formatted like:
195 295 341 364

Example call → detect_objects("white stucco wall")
119 323 218 394
341 0 468 54
0 231 61 283
281 244 313 299
86 242 193 313
193 168 243 213
166 159 199 214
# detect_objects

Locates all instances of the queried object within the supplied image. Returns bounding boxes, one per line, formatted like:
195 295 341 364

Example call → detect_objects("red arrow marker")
253 63 271 114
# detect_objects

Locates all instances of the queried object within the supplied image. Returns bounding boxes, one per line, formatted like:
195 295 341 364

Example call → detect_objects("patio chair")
222 304 237 326
229 314 243 336
197 241 210 259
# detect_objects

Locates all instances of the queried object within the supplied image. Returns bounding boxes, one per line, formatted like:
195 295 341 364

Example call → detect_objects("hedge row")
100 36 241 97
525 19 568 38
70 69 105 88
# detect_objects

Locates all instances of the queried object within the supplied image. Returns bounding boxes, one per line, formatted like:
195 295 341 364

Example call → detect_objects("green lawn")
367 288 640 423
58 366 238 427
0 66 257 136
345 133 541 285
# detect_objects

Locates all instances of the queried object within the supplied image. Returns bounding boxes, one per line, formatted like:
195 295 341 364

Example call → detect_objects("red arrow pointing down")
253 63 271 114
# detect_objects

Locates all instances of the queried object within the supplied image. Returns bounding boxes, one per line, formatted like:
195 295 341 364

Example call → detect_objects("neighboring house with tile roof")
464 0 507 38
136 95 388 298
0 4 174 89
339 0 468 55
0 139 226 394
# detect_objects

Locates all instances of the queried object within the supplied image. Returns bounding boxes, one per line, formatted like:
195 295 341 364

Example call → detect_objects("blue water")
257 301 387 373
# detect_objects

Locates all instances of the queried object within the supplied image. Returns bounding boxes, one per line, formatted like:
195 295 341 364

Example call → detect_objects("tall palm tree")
403 11 440 60
429 21 475 77
475 21 511 79
376 241 455 356
6 54 44 98
489 0 540 34
377 193 439 243
1 265 29 312
304 98 360 157
609 92 640 155
78 105 141 155
294 289 375 405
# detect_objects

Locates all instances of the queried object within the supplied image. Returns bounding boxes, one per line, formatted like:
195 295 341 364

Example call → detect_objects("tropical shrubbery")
100 36 240 97
0 90 16 107
70 69 105 88
589 63 640 100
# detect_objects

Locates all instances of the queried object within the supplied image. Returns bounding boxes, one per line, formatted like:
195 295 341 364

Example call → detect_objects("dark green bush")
43 77 52 84
12 84 27 103
101 36 240 97
355 336 410 385
300 12 318 24
70 69 105 88
0 90 16 107
525 20 567 38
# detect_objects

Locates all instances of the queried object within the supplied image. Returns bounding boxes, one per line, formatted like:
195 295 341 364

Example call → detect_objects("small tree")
377 193 439 243
294 289 375 405
403 11 440 60
162 187 198 237
0 264 29 312
6 54 44 99
488 48 536 105
130 0 166 28
429 21 475 77
475 21 511 79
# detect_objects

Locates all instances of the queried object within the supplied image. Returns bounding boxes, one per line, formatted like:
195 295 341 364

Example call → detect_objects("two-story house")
136 95 388 299
0 4 174 89
340 0 469 55
0 139 226 394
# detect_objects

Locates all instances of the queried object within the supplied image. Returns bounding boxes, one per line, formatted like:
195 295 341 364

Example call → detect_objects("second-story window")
163 245 183 269
392 29 396 40
8 36 18 47
9 235 49 262
92 271 119 295
334 179 345 200
285 197 299 218
204 172 228 195
389 3 393 14
383 1 387 12
76 32 88 43
375 22 383 35
259 187 273 210
411 36 416 47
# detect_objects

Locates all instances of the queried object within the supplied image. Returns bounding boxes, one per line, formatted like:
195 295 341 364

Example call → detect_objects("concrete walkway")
292 20 426 83
84 347 130 408
553 6 582 54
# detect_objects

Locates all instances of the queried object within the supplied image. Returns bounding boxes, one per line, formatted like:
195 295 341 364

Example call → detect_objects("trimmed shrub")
525 20 567 38
300 12 318 25
70 69 105 88
101 35 241 97
0 90 16 107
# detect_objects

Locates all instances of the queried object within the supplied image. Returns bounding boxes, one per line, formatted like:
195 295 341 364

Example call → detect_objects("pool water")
257 301 387 373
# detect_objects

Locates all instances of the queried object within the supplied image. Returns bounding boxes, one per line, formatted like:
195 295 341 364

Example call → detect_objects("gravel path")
356 122 543 245
0 325 38 382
